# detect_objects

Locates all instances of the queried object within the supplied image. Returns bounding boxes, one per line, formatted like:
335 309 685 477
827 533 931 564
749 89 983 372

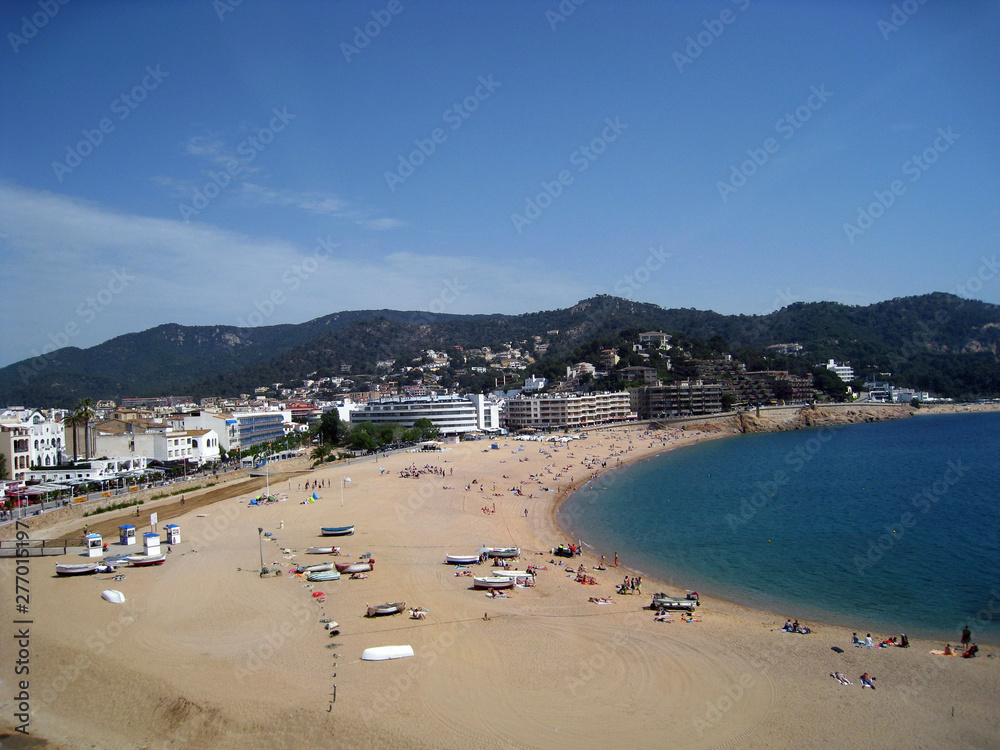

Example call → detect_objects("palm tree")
74 398 96 460
64 410 82 460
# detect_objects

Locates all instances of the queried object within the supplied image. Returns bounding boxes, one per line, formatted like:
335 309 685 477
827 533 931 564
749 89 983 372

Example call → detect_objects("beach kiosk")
85 533 103 558
143 532 161 556
165 524 181 545
118 524 136 546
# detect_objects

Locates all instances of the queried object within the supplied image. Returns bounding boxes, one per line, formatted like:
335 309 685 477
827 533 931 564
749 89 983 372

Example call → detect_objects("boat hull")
321 526 354 536
306 547 340 555
55 563 100 576
307 570 342 582
472 576 516 589
650 594 698 611
335 560 374 574
128 554 166 567
366 601 405 617
485 547 520 559
446 555 480 565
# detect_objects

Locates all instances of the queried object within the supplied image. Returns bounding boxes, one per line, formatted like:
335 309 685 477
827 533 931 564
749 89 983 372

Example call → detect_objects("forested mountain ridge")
3 293 999 406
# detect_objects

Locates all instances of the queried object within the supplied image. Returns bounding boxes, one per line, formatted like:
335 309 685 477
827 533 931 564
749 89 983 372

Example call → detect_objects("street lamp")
258 527 268 576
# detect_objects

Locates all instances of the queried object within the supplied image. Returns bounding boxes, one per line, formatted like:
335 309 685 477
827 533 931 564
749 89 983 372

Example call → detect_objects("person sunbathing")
830 672 852 685
943 643 954 656
859 673 876 689
961 644 978 658
654 610 672 622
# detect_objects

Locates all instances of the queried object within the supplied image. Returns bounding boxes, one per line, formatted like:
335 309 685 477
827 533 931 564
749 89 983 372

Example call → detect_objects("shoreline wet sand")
2 405 997 749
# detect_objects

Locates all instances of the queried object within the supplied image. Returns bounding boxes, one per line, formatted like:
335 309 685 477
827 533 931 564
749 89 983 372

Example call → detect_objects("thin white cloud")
0 183 582 367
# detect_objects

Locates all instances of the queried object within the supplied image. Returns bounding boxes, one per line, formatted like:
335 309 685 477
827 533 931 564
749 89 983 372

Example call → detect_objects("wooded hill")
2 293 998 406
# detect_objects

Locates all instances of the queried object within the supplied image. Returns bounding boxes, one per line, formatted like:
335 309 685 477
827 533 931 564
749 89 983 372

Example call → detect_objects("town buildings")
504 392 635 430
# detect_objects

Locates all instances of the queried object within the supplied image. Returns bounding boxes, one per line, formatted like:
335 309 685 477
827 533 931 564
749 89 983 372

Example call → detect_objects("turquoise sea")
557 412 1000 642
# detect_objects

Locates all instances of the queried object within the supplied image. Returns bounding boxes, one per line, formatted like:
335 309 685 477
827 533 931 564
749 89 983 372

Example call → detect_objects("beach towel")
929 650 958 657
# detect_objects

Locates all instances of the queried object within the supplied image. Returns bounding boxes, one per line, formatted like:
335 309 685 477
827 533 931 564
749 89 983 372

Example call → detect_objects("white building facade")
505 392 636 431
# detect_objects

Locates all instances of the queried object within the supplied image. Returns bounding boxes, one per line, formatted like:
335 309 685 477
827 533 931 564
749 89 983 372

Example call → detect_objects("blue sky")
2 0 998 368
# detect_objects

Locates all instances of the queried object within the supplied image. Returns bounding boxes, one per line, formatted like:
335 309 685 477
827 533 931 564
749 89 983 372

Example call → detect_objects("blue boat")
321 525 355 536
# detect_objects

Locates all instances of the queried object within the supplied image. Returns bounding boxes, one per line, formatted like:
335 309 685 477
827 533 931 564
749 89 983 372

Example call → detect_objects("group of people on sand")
852 631 910 649
941 626 978 658
829 672 876 689
782 619 811 634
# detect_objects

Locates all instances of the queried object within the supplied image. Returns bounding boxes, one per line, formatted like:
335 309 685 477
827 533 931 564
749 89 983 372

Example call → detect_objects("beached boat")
307 569 342 582
306 546 340 555
299 562 335 573
472 576 516 590
446 554 481 565
361 645 414 661
321 525 355 536
335 560 374 574
491 569 533 581
101 589 126 604
127 554 166 567
366 601 405 617
649 593 699 611
55 562 102 576
483 546 520 559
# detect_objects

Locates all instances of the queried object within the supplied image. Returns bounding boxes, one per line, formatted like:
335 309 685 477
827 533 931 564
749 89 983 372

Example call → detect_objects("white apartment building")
352 394 488 435
183 409 288 452
0 408 64 468
97 427 220 465
505 392 636 431
825 359 855 382
0 423 32 481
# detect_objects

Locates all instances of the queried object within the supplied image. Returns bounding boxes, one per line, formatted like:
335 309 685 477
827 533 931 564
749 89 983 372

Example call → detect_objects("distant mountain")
3 293 999 406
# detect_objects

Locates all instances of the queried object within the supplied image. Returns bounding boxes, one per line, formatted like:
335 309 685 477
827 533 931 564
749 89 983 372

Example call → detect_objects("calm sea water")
558 412 1000 642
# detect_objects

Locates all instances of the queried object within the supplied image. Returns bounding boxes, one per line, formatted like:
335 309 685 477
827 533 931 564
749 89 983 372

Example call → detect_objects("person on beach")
961 625 972 650
962 643 978 658
859 673 876 689
943 644 954 656
864 633 874 647
614 552 619 567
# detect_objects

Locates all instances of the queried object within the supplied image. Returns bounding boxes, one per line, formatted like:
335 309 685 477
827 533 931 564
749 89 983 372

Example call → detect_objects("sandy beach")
2 418 998 750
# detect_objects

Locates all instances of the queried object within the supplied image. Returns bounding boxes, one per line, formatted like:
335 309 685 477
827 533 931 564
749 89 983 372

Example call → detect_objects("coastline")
2 402 998 749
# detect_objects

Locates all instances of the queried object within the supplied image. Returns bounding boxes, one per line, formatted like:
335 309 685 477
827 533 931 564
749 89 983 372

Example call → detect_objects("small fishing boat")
55 562 102 576
491 569 533 581
335 559 374 574
299 562 335 573
446 554 480 565
482 546 520 559
321 525 355 536
366 601 405 617
307 569 342 582
649 592 699 611
361 645 414 661
101 589 126 604
306 546 340 555
472 576 516 590
127 554 166 567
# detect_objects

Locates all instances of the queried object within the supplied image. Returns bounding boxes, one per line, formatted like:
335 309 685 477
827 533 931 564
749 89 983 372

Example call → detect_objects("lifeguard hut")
85 533 103 558
143 532 161 556
118 524 136 546
165 524 181 544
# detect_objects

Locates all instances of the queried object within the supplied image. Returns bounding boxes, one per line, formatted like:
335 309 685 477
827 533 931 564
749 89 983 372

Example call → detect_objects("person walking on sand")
614 552 619 567
961 625 972 650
